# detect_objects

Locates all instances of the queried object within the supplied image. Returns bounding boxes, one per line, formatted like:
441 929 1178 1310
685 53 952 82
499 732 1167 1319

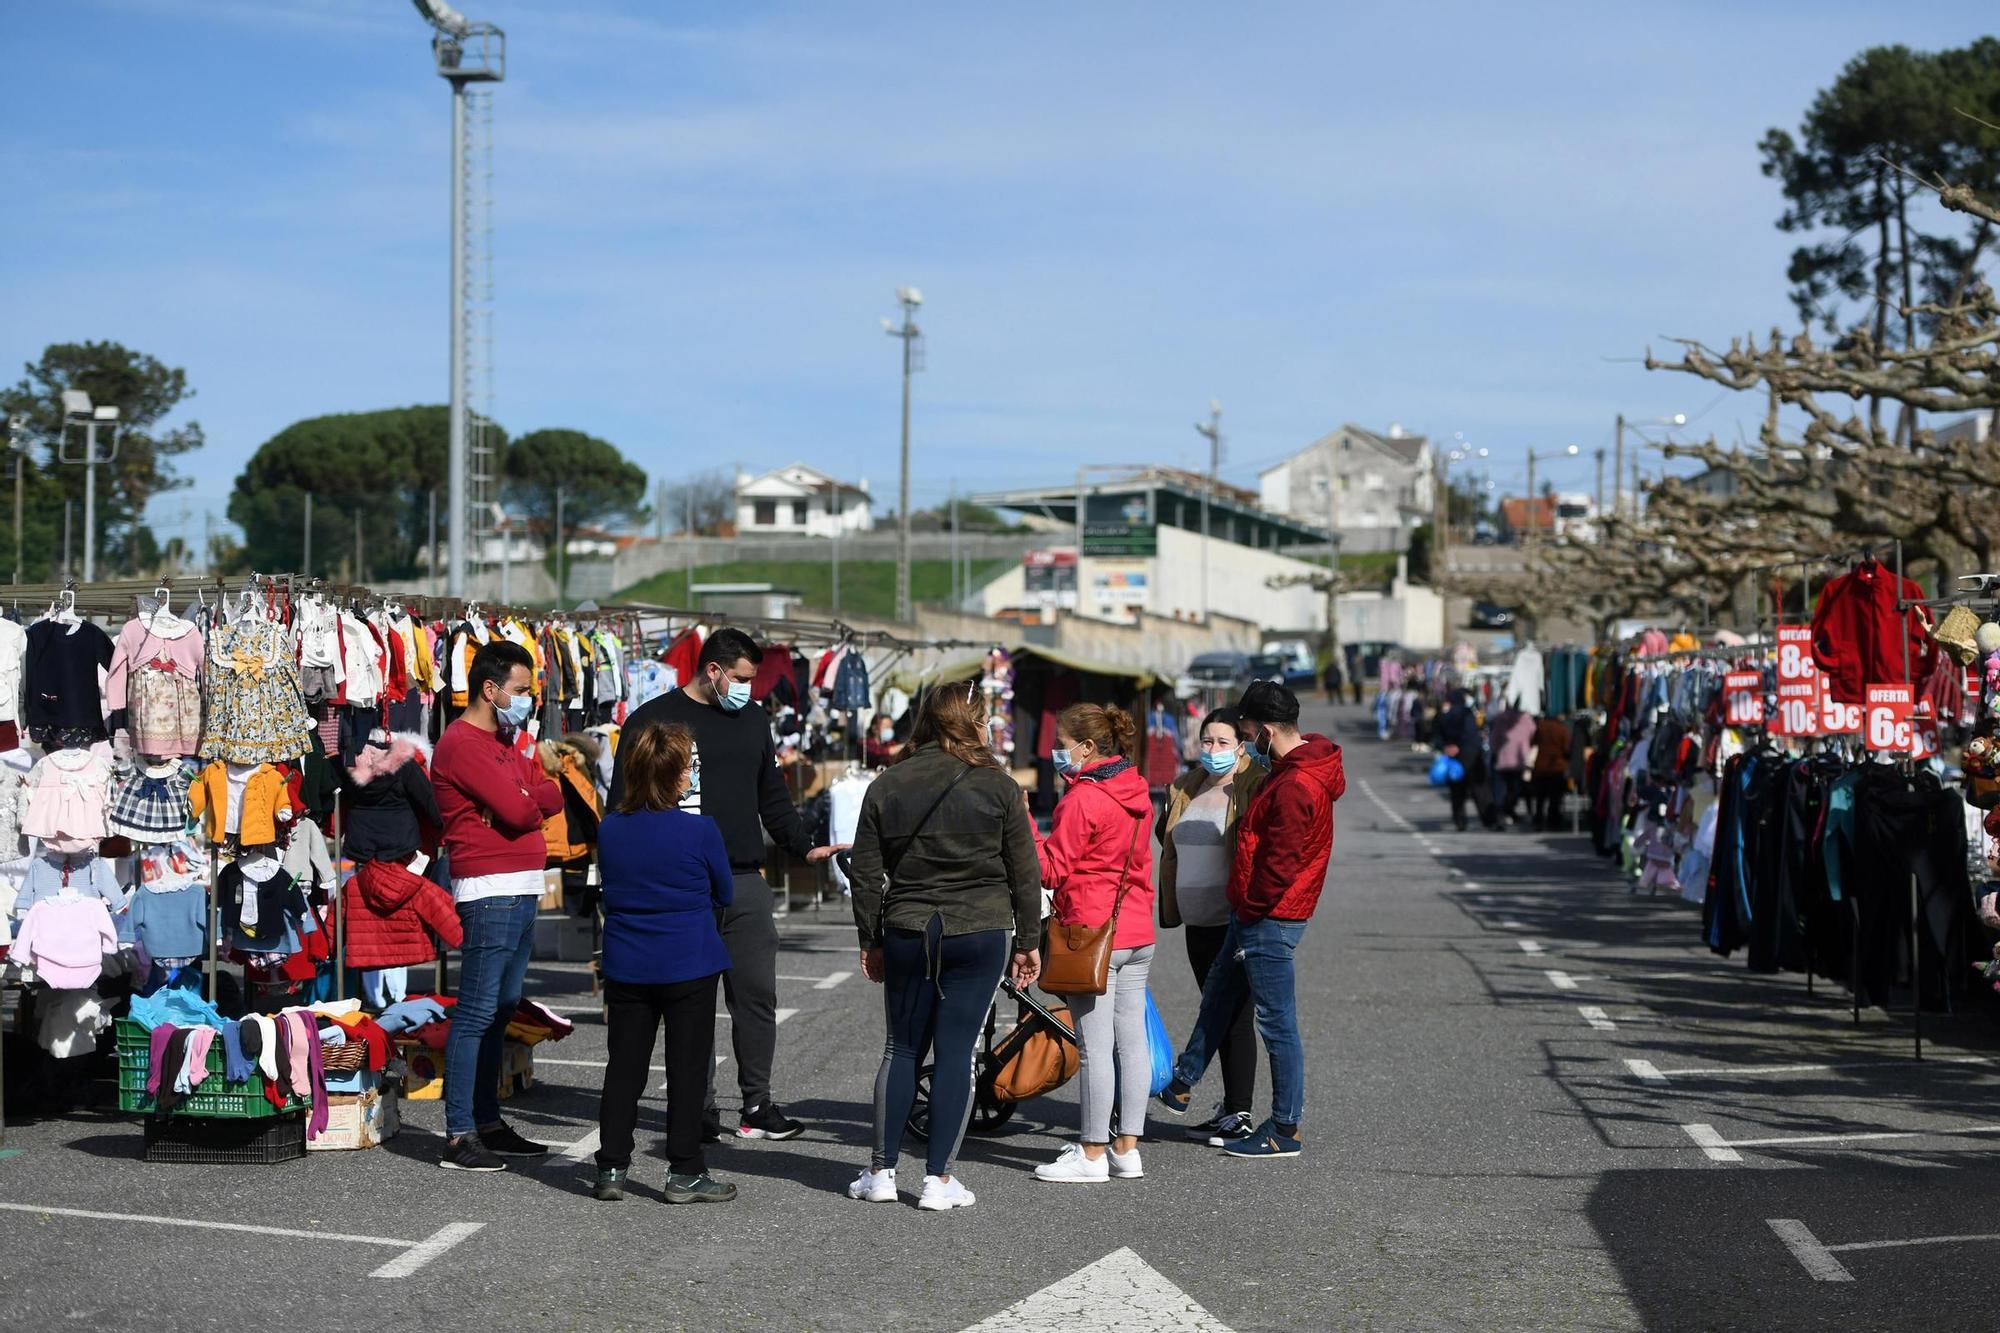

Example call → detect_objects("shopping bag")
1428 753 1464 787
1144 987 1175 1096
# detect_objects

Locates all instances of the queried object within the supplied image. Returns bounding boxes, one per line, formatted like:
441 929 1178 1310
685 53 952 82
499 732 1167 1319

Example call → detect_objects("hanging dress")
200 619 314 765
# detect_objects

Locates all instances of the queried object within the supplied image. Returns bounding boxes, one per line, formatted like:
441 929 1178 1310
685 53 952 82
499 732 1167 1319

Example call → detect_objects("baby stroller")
907 977 1079 1141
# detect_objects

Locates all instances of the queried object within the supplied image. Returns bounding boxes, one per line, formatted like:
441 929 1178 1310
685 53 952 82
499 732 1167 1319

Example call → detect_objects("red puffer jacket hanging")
343 857 465 969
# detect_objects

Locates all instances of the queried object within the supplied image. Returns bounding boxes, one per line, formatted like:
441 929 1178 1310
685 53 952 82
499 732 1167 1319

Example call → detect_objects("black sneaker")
480 1122 549 1157
1205 1111 1258 1147
592 1167 627 1202
1156 1080 1194 1116
665 1172 738 1205
439 1134 506 1172
1185 1106 1228 1142
738 1102 804 1141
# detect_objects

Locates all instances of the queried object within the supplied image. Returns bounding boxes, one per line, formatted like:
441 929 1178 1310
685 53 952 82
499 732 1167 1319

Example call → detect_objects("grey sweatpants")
1067 944 1154 1144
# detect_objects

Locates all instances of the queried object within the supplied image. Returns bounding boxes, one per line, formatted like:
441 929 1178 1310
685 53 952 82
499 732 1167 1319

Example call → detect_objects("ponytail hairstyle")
909 678 1000 769
1057 702 1138 758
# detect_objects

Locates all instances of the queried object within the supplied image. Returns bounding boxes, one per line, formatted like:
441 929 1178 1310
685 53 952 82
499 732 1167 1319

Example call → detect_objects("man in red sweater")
429 641 565 1172
1158 681 1344 1159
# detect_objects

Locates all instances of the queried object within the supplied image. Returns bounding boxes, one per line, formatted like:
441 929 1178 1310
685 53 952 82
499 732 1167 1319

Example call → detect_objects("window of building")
793 500 809 525
753 500 777 526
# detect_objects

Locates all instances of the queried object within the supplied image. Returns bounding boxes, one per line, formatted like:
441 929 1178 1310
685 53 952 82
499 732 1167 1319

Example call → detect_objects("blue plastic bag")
1428 753 1464 787
1144 987 1175 1096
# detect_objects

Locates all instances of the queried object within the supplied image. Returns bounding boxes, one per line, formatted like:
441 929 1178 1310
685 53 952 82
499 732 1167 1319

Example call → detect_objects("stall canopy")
889 644 1158 694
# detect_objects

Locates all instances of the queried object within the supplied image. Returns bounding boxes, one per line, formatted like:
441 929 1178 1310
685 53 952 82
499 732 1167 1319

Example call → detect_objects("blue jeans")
444 893 539 1137
1173 915 1308 1128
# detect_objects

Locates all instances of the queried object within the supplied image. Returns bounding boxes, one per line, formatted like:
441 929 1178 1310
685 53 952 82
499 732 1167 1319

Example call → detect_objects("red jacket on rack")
343 858 464 969
1809 560 1935 704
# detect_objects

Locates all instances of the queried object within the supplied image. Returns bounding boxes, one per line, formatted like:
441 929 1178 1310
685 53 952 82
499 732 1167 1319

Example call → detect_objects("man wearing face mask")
430 641 567 1172
1157 681 1345 1160
610 627 843 1143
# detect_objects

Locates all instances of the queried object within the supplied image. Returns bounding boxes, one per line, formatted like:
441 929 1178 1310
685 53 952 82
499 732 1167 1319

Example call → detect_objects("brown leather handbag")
989 1003 1080 1100
1039 815 1145 996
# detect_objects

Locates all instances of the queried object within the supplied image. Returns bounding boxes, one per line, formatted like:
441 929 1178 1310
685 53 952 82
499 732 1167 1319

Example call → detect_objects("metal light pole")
7 413 25 585
1613 412 1684 517
59 390 119 583
883 287 923 622
414 1 504 597
1194 401 1221 622
554 484 566 605
303 490 314 575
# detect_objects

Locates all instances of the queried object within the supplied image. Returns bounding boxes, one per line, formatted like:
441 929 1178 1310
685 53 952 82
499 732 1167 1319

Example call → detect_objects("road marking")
1499 920 1526 930
535 1057 629 1071
1624 1059 1668 1083
1544 970 1579 991
368 1222 488 1280
1460 880 1481 890
1646 1057 1988 1079
1826 1229 2000 1253
1681 1124 1743 1162
0 1201 483 1281
814 971 853 990
1767 1219 1854 1282
776 1007 798 1024
1517 940 1544 954
1727 1122 2000 1149
1577 1006 1615 1031
960 1246 1235 1332
558 1128 601 1163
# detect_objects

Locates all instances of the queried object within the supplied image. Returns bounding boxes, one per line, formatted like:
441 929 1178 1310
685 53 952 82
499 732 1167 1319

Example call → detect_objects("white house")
1258 423 1433 552
733 463 874 537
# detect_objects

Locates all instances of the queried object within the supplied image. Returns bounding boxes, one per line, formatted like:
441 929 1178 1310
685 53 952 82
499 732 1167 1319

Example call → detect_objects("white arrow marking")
960 1247 1235 1332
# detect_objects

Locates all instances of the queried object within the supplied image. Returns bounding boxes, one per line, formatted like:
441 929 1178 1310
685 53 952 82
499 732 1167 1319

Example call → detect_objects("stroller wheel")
907 1064 934 1142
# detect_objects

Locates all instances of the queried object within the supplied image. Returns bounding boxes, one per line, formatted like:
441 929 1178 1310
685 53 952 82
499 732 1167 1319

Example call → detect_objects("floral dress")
200 620 314 765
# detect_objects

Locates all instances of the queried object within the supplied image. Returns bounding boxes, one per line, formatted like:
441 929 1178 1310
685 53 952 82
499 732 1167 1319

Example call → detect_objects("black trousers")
598 973 720 1177
1527 774 1567 830
1495 769 1525 822
1185 922 1257 1115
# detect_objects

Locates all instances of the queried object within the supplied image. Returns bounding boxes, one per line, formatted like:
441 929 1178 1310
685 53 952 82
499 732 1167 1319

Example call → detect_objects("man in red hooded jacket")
1158 681 1344 1159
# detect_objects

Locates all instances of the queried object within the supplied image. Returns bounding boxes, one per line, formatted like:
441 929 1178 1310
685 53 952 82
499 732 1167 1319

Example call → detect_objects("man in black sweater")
610 627 841 1141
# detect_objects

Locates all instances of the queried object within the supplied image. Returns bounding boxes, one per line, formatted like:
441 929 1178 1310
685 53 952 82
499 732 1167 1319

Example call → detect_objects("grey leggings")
1067 945 1153 1144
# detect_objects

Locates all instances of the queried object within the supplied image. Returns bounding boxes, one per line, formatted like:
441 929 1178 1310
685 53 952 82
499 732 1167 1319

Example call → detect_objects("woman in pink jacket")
1032 702 1157 1183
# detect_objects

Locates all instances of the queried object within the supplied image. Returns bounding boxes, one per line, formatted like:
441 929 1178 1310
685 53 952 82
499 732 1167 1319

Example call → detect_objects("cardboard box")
395 1039 534 1102
308 1085 401 1151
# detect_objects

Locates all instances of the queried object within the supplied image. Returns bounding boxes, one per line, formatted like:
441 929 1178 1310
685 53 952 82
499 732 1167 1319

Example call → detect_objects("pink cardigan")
106 616 206 711
10 897 116 988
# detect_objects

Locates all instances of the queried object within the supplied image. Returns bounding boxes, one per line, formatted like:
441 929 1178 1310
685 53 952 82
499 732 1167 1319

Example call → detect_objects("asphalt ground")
4 700 2000 1330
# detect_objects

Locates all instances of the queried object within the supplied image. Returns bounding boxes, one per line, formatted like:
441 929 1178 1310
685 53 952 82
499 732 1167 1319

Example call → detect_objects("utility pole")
62 501 72 578
1630 456 1641 516
554 484 566 605
949 485 960 609
427 489 438 596
683 481 694 604
8 413 25 585
1612 413 1625 519
303 490 314 577
354 510 364 583
1525 450 1536 550
1594 449 1605 526
654 479 667 543
1194 401 1221 622
884 287 923 622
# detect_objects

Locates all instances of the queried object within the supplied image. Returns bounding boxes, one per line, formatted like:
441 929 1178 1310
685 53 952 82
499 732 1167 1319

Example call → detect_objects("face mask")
1052 748 1076 775
495 691 534 729
1200 748 1238 776
1245 732 1273 768
713 672 752 712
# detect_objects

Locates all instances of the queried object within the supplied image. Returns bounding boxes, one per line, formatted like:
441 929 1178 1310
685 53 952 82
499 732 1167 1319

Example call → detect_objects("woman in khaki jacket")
1154 706 1265 1146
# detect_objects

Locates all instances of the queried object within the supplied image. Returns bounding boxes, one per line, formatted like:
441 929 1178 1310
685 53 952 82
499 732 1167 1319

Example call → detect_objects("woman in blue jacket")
592 722 737 1205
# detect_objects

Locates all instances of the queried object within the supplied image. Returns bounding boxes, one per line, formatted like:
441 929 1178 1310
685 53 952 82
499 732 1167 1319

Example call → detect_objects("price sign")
1775 625 1816 688
1773 680 1820 737
1723 671 1764 726
1910 699 1939 761
1864 682 1915 752
1819 677 1862 734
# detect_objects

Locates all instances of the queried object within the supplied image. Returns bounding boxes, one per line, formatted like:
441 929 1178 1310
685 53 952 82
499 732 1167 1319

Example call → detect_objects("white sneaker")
1108 1146 1144 1179
918 1174 976 1211
1033 1144 1111 1183
848 1167 898 1202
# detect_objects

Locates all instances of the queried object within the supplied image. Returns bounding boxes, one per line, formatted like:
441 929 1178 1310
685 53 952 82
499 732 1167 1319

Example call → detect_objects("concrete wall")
1338 582 1445 651
1147 523 1328 630
609 533 1043 593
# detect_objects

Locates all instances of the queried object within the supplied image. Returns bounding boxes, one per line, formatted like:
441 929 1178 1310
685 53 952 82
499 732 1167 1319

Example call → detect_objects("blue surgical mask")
497 692 534 728
1245 733 1273 769
1052 747 1076 775
1200 748 1238 776
715 677 752 712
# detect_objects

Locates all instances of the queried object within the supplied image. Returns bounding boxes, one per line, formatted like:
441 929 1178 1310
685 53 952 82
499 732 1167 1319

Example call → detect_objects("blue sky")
4 1 1995 551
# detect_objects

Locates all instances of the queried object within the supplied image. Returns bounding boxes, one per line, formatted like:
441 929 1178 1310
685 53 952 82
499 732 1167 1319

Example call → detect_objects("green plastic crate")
114 1018 306 1119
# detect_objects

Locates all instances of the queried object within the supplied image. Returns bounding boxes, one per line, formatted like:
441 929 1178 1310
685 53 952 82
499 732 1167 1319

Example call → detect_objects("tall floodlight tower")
411 1 504 597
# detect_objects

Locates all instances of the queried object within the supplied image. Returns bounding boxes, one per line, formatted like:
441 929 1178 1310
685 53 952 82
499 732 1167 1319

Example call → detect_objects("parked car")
1260 639 1320 689
1469 601 1515 630
1176 650 1254 699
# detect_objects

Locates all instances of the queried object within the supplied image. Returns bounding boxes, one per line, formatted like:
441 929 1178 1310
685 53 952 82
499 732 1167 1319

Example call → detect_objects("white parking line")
1544 970 1579 991
1767 1219 1853 1282
1681 1124 1742 1162
814 971 853 990
1624 1058 1668 1083
559 1128 601 1163
1731 1123 2000 1149
1499 920 1526 930
1577 1006 1615 1031
0 1202 483 1280
1647 1057 1989 1079
1518 940 1544 955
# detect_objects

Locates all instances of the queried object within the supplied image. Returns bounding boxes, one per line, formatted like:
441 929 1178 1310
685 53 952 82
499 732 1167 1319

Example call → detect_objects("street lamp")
1435 441 1486 566
412 0 504 598
1523 444 1580 546
59 390 120 582
884 287 923 622
6 413 25 585
1613 412 1684 518
1194 401 1222 621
